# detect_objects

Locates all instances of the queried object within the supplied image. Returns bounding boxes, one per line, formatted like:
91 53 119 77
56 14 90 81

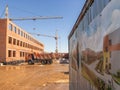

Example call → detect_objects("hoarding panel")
69 0 120 90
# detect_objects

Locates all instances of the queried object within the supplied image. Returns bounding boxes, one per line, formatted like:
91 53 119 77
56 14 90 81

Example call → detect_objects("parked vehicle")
60 58 69 64
26 53 53 65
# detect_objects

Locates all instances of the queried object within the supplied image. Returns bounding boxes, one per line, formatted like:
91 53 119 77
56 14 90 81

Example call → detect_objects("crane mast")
5 5 9 18
55 31 58 53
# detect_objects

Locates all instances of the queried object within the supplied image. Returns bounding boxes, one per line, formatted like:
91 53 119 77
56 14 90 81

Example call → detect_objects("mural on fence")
69 0 120 90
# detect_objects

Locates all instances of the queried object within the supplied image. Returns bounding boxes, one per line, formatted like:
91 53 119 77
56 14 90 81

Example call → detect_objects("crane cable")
9 5 40 17
0 7 5 18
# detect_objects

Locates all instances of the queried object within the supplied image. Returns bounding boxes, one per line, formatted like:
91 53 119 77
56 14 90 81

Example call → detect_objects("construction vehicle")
25 52 57 65
26 31 60 65
25 52 69 65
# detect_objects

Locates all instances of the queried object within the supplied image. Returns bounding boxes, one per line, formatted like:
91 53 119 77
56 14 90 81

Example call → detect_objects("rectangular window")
25 43 27 47
28 35 29 40
9 23 12 31
18 29 20 35
26 34 27 39
23 52 24 57
17 40 19 46
13 51 16 57
14 26 17 33
8 37 12 44
20 51 22 57
23 42 25 47
8 50 12 57
24 33 26 38
13 38 16 45
21 31 23 36
20 41 22 46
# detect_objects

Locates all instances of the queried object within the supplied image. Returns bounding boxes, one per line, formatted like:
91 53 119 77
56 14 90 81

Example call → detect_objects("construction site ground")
0 61 69 90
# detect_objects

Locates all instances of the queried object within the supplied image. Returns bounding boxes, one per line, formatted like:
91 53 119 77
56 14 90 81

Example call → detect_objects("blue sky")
0 0 85 53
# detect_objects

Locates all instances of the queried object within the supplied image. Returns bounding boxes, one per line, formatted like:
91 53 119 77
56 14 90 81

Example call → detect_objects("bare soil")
0 62 69 90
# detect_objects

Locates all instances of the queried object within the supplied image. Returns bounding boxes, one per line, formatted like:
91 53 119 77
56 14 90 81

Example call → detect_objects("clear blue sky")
0 0 85 53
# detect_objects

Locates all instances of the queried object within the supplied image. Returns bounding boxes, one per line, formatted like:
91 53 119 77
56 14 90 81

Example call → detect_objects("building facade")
108 28 120 75
0 19 44 63
69 0 120 90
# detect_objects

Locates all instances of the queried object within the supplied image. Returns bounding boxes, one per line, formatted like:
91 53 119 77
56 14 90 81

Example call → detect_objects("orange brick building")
0 19 44 63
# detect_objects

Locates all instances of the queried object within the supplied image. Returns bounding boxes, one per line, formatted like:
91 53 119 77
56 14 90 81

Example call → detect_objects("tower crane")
4 5 62 53
5 5 63 20
29 31 59 53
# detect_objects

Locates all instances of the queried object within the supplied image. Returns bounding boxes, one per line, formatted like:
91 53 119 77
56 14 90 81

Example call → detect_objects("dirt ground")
0 62 69 90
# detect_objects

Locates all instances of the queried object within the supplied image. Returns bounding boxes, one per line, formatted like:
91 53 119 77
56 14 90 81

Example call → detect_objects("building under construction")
0 18 44 63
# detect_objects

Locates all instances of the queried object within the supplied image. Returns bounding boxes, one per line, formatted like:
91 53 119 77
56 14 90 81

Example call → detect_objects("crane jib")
9 16 63 21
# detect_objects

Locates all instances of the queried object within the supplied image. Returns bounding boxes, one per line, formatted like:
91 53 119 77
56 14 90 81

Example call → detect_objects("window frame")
8 50 12 57
8 36 12 44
